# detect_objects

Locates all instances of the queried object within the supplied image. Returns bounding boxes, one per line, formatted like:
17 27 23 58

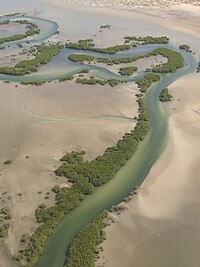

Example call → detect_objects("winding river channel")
0 15 198 267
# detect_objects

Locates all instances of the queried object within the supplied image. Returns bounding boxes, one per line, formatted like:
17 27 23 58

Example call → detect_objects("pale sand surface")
0 23 26 39
97 74 200 267
92 55 167 76
0 80 137 259
42 0 200 9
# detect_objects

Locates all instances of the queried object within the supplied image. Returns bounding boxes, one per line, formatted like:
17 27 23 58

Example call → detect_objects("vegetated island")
0 19 40 44
0 43 63 75
68 47 184 74
159 87 173 102
119 66 138 75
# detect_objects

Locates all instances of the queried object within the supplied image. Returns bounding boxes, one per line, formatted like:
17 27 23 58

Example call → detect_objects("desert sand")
0 79 138 262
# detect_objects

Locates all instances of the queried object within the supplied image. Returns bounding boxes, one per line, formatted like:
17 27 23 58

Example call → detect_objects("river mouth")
0 10 198 267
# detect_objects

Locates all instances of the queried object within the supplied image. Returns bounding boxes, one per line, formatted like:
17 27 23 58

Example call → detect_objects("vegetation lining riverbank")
14 71 159 266
68 47 184 74
0 43 63 75
0 19 40 44
65 211 108 267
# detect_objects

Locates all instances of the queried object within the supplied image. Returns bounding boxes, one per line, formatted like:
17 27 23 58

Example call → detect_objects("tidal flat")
0 1 200 267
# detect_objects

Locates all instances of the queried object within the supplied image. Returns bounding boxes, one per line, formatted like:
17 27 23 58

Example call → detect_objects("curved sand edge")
96 73 200 267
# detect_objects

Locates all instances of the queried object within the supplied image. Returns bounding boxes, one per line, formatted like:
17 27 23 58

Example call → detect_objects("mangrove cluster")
146 47 184 73
76 77 121 87
136 74 160 93
179 44 191 52
68 47 184 75
159 87 173 102
0 19 40 44
119 66 138 75
0 207 11 238
0 43 63 75
124 35 169 45
14 69 159 266
65 211 108 267
66 38 131 54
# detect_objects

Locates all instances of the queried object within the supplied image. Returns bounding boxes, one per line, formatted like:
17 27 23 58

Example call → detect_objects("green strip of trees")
119 66 138 75
65 211 108 267
0 43 63 75
68 47 184 74
124 35 169 44
146 47 184 73
0 19 40 44
66 39 131 54
15 69 158 267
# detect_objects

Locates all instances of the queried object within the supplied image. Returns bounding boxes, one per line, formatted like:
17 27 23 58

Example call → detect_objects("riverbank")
0 80 137 264
97 72 200 267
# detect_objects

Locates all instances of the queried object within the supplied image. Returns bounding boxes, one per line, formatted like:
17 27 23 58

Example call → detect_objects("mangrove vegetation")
159 87 173 102
14 70 159 266
119 66 138 75
65 211 108 267
0 43 63 75
0 19 40 44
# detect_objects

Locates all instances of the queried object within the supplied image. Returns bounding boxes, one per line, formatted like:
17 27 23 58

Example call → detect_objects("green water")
35 52 197 267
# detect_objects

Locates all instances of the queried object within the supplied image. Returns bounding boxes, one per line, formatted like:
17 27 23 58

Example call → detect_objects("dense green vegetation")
136 74 160 93
0 43 63 75
76 77 107 86
147 47 184 73
0 19 40 44
0 12 20 18
68 48 184 74
179 44 191 52
76 77 121 87
124 35 169 45
0 207 11 238
15 69 158 266
97 56 140 65
65 211 108 267
119 66 138 75
0 20 10 25
159 87 173 102
66 36 169 54
68 53 139 65
68 54 95 63
66 39 131 54
0 223 10 238
59 75 74 82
